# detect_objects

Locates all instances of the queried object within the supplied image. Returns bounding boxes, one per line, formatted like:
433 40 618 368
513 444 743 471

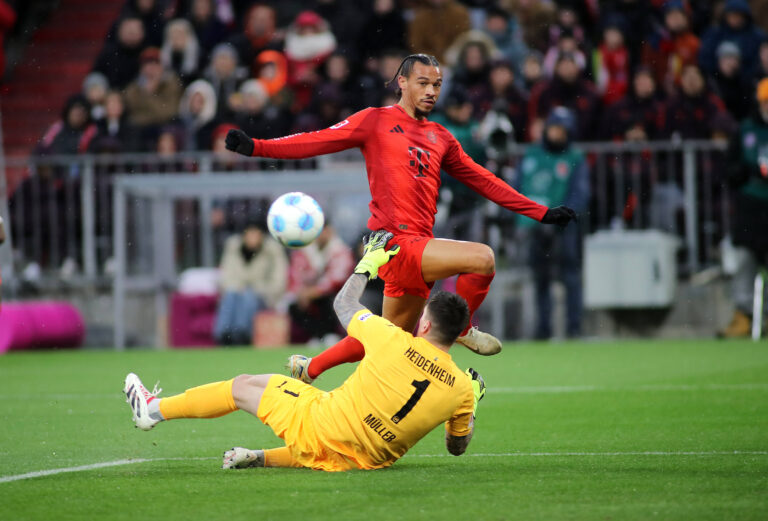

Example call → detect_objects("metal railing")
0 140 729 298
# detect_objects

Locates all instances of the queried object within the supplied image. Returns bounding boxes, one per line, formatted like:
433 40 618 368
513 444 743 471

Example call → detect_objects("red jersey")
251 104 548 237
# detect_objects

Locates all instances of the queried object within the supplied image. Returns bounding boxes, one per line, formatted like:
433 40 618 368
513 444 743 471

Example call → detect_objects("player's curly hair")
425 291 469 346
385 53 440 97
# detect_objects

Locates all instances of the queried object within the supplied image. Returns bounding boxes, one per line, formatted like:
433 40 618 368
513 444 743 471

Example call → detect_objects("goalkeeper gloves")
225 129 255 156
354 230 400 280
465 368 486 416
541 205 577 228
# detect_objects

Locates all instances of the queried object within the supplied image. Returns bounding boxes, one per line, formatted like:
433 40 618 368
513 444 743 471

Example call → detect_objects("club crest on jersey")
426 130 437 144
556 161 570 178
330 119 350 129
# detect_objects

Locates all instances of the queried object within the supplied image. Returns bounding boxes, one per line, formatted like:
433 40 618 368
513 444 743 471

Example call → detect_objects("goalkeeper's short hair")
425 291 469 346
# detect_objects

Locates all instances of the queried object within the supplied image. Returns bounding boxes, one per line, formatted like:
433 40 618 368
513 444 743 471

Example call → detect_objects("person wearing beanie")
516 107 590 339
700 0 767 79
711 41 754 120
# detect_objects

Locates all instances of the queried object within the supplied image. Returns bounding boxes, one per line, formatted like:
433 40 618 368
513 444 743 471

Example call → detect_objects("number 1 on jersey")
391 379 430 424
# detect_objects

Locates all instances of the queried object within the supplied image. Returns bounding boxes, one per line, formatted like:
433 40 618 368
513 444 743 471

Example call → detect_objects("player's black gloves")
541 205 577 228
225 129 255 156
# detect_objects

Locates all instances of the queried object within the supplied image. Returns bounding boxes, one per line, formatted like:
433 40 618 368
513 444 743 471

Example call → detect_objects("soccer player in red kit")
225 54 576 381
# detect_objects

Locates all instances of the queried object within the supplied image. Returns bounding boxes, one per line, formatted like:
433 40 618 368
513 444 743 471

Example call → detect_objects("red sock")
456 272 495 336
307 335 365 379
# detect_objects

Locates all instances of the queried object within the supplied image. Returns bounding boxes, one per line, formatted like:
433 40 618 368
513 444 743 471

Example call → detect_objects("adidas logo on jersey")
389 125 404 133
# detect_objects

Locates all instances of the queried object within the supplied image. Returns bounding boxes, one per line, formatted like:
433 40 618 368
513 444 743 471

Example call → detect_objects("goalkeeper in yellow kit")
123 231 486 471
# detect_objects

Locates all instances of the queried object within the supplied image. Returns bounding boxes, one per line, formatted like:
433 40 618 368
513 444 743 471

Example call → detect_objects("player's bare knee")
472 245 495 275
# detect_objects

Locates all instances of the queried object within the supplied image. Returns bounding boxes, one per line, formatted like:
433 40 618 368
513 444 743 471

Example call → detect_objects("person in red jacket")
225 54 576 382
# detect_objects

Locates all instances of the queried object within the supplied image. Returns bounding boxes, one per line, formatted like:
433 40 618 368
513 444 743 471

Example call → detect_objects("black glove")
225 129 255 156
541 206 577 228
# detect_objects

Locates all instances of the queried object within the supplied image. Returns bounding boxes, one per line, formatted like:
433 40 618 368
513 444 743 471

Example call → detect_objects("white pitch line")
489 383 768 394
2 451 766 484
0 457 216 484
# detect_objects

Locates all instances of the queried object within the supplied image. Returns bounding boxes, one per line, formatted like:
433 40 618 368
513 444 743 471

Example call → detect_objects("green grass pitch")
1 340 767 521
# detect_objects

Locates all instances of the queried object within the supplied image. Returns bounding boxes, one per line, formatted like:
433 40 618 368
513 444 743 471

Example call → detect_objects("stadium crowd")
9 0 768 341
33 0 768 155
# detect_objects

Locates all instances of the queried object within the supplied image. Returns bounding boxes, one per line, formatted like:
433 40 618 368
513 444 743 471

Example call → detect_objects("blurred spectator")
89 91 141 153
0 0 15 82
501 0 556 52
161 18 201 85
755 40 768 79
312 53 361 115
481 6 528 81
528 52 599 141
721 78 768 337
547 4 588 52
283 11 337 112
254 49 290 105
449 36 497 117
286 223 354 344
186 0 230 58
699 0 767 80
232 79 291 139
662 64 731 140
82 72 109 122
213 222 288 345
711 41 754 120
314 0 366 56
521 50 545 93
408 0 470 63
358 0 406 60
357 49 405 108
154 126 187 172
515 108 589 339
642 0 700 96
542 27 587 78
592 17 629 106
431 88 486 239
432 87 485 162
124 47 183 131
203 43 247 120
229 4 282 70
37 95 97 155
93 17 147 89
602 0 651 69
119 0 165 47
601 67 664 142
178 79 218 150
480 59 528 141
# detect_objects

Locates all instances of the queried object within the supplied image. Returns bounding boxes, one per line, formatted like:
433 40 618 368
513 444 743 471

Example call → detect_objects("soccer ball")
267 192 325 248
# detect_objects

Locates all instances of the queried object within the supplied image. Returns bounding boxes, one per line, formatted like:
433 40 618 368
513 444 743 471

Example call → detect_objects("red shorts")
378 234 434 300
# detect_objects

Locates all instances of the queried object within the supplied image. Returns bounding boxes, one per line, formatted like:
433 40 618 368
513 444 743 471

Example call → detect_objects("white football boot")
123 372 162 431
456 327 502 356
286 354 314 384
223 447 265 469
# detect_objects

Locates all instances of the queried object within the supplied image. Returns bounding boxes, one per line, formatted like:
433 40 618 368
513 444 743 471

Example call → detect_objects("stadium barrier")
0 140 727 307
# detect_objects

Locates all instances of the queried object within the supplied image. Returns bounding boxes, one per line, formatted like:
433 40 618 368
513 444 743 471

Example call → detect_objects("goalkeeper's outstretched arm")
446 368 485 456
334 230 400 329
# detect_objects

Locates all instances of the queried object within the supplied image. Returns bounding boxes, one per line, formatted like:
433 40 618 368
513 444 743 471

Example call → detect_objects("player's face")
400 62 442 117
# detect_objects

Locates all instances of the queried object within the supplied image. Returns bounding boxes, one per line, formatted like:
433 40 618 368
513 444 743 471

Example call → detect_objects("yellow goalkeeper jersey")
310 309 475 469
